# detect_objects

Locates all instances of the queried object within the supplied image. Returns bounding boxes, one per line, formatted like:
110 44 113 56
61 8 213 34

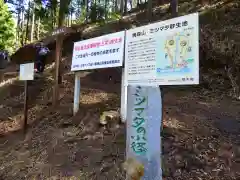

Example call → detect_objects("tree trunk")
55 0 72 99
65 15 67 26
68 15 70 26
59 0 72 27
147 0 153 22
37 17 40 40
70 11 73 26
120 0 124 15
124 0 128 14
105 0 108 19
130 0 133 9
20 3 25 46
170 0 178 17
30 2 35 42
16 4 21 49
115 0 118 12
16 0 24 48
51 9 54 29
86 0 89 23
25 0 31 44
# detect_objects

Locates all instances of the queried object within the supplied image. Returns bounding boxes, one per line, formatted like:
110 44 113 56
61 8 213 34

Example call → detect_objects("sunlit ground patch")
0 114 23 135
80 88 114 105
163 117 185 130
0 104 46 135
0 77 18 88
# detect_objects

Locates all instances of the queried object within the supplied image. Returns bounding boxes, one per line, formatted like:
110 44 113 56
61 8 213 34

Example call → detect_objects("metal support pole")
73 72 81 115
23 80 29 134
121 68 127 122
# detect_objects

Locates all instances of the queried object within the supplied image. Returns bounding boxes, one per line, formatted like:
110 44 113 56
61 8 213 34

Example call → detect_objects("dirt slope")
0 1 239 179
0 57 239 179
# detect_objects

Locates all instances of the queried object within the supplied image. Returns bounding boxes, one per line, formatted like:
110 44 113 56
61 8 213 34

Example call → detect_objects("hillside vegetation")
0 0 240 179
9 0 240 99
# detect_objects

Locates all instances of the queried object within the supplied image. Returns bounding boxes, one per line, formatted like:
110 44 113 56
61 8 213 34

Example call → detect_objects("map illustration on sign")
156 28 195 78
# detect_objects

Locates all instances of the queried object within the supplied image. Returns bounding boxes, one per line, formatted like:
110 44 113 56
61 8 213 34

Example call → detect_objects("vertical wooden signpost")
52 28 64 106
0 70 3 83
19 62 34 134
53 36 61 106
52 27 75 106
52 27 76 106
124 13 199 179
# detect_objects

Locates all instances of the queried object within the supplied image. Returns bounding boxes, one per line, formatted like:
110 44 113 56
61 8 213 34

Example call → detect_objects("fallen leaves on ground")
0 70 239 180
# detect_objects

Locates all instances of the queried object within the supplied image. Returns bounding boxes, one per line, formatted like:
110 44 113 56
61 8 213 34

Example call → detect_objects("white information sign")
19 63 34 81
125 13 199 86
71 31 125 71
126 85 162 180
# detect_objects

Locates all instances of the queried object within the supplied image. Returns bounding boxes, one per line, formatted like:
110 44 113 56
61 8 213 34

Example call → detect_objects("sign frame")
124 13 199 86
19 62 34 81
71 31 125 72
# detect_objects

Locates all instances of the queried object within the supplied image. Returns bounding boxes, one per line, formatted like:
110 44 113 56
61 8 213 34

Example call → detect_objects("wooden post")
0 70 3 83
147 0 153 21
58 36 63 85
53 35 63 106
23 80 29 134
73 72 81 115
171 0 178 17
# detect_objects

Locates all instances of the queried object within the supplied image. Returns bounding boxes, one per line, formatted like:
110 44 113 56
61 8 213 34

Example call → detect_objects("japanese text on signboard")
131 20 189 38
131 86 147 155
124 12 199 86
71 31 125 71
72 60 120 69
75 48 120 59
74 37 122 51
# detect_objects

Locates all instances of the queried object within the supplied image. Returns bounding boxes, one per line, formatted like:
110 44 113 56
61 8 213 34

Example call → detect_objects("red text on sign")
74 37 122 51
